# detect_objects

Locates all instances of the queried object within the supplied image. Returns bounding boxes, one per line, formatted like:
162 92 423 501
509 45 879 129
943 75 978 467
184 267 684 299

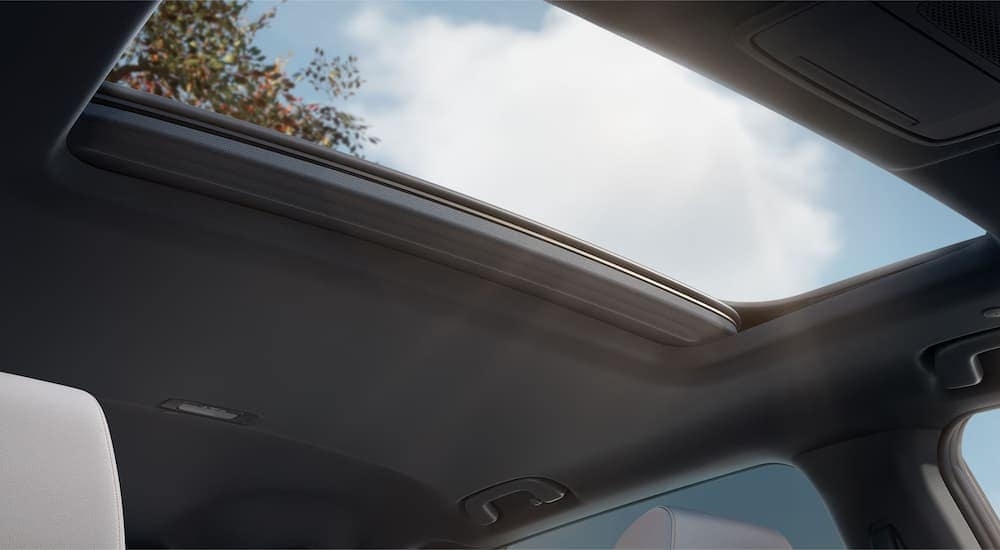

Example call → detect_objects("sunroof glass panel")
111 0 983 301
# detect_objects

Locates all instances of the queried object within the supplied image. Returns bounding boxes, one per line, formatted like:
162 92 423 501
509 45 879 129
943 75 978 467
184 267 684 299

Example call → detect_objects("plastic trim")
91 83 739 327
68 96 737 346
939 413 1000 549
736 2 1000 148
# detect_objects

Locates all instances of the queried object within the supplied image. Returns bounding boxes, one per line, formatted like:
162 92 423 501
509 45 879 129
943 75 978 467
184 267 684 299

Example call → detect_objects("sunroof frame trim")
88 83 740 328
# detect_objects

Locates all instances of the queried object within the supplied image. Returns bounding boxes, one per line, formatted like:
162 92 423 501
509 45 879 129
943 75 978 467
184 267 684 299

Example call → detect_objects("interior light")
159 399 259 425
983 307 1000 319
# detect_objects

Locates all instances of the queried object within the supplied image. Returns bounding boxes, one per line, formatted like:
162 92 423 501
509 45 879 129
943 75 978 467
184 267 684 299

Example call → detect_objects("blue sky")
244 0 981 302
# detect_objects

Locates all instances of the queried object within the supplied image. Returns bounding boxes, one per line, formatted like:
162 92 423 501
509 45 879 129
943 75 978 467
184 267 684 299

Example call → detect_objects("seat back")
0 372 124 549
615 506 791 549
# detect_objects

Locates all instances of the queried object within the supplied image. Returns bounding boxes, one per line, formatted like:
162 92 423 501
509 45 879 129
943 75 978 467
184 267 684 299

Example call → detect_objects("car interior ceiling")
5 1 1000 548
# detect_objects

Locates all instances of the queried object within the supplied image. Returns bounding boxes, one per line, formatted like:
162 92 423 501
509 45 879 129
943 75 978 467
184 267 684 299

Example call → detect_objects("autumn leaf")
108 0 378 156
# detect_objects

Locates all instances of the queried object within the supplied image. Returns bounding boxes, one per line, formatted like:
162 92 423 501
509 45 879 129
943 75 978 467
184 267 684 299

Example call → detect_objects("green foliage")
109 0 377 155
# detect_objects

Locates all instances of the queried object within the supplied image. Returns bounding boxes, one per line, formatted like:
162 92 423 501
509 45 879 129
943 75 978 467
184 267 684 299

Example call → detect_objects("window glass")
510 464 843 548
962 408 1000 511
111 1 983 301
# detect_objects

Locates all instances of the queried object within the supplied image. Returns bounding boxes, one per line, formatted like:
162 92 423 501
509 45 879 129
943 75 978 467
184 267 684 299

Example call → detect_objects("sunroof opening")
110 0 983 302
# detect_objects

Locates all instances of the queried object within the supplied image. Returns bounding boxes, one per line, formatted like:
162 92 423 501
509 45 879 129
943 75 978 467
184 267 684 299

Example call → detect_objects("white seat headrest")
615 506 791 549
0 372 124 549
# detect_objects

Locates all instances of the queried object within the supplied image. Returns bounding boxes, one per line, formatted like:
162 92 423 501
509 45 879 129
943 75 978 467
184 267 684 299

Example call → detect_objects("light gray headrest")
0 372 125 549
615 506 791 549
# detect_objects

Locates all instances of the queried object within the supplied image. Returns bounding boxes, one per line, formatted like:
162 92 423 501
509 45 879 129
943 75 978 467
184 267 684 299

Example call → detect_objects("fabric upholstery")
615 506 791 549
0 372 124 549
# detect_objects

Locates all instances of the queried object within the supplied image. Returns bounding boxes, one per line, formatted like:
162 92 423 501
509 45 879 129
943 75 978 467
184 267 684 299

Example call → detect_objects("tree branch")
107 64 145 82
108 63 176 83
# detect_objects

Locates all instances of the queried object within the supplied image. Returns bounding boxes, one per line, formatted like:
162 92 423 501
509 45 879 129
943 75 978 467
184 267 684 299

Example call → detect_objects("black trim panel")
94 83 737 323
68 96 737 346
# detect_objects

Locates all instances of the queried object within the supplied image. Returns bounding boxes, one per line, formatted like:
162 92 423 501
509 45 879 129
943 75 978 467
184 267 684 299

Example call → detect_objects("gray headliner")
3 1 1000 547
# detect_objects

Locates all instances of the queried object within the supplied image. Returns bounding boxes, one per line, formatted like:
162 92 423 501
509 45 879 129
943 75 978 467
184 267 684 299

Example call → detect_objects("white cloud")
345 6 840 301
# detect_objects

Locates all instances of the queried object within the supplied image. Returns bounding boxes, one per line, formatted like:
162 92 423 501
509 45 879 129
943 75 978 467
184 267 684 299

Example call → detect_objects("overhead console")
745 2 1000 143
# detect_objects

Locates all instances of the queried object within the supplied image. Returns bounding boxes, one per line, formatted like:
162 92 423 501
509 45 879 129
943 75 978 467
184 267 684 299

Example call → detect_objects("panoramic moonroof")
112 1 983 301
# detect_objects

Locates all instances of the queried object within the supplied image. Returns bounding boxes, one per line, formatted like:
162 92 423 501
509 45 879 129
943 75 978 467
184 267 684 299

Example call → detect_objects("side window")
511 464 843 549
962 408 1000 511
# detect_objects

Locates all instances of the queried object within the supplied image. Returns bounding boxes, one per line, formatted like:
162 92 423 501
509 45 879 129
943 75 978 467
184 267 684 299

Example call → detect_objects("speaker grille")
918 1 1000 67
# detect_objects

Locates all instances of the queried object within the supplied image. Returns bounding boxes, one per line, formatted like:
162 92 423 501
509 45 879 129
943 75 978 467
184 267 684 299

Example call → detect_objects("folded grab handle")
462 477 567 526
934 328 1000 389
